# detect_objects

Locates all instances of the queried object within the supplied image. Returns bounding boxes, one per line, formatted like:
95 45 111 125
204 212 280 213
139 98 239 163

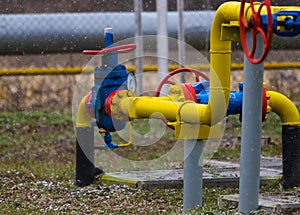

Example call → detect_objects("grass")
0 109 296 214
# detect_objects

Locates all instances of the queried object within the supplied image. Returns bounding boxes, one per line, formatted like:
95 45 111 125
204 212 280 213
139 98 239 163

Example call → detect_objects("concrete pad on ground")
101 157 282 189
221 193 300 213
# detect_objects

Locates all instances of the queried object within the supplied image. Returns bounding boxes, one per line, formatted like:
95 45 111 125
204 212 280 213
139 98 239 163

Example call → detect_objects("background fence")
0 0 299 111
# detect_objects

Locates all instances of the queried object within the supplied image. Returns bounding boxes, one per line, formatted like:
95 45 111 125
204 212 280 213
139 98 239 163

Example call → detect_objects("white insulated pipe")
0 11 299 55
134 0 143 95
156 0 169 95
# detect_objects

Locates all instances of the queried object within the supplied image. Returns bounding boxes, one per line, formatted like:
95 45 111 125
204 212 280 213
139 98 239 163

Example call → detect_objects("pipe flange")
108 90 136 121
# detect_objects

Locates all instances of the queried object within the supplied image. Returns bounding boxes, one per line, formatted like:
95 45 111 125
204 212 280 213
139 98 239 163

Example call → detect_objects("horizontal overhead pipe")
0 11 213 55
2 61 300 76
1 11 300 55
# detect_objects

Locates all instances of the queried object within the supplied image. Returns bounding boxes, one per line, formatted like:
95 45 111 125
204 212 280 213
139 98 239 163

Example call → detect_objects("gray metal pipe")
1 11 299 55
183 139 203 212
134 0 143 95
0 11 213 55
177 0 185 83
238 31 264 213
157 0 169 95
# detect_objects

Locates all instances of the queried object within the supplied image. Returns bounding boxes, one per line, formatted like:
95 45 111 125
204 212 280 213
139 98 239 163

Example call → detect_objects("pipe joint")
267 91 300 126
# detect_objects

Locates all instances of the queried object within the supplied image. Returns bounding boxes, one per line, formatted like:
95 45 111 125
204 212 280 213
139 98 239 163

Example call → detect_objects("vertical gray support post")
282 125 300 188
238 32 264 213
75 127 95 186
177 0 185 83
206 0 211 9
183 139 204 212
134 0 143 95
156 0 168 95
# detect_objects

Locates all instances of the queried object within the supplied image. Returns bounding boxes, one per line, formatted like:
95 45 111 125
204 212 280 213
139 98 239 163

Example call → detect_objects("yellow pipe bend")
267 91 300 126
75 95 93 128
205 1 243 125
206 2 300 126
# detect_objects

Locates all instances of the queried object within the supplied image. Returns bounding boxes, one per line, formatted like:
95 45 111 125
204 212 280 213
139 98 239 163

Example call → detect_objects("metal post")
75 127 95 186
156 0 168 95
238 31 264 213
183 139 204 211
206 0 211 9
134 0 143 95
177 0 185 83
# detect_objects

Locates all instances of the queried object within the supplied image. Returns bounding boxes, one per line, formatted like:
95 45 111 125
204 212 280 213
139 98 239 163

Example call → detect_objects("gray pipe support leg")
183 139 204 212
75 127 102 186
238 32 264 213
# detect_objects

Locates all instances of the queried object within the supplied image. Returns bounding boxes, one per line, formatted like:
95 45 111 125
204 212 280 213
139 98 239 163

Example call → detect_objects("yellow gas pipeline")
3 62 300 76
109 2 300 127
267 91 300 126
77 2 300 137
76 95 93 128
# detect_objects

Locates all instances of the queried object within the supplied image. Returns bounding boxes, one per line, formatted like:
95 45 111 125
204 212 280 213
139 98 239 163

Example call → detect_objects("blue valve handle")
262 11 300 37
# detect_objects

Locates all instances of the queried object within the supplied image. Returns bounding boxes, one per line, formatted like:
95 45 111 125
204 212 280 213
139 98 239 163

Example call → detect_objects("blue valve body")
93 65 127 131
261 11 300 37
193 81 244 116
90 30 128 132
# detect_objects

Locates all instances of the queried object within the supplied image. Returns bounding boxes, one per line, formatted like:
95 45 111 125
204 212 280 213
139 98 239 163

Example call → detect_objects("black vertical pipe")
75 127 96 186
282 125 300 188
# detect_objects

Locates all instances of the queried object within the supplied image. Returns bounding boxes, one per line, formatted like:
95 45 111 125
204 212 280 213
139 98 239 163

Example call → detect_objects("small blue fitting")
192 80 209 94
104 30 113 48
90 120 97 127
227 85 243 116
104 132 118 149
193 81 210 104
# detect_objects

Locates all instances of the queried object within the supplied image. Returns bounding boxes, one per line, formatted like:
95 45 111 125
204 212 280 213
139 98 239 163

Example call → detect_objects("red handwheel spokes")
83 44 136 55
156 68 209 130
240 0 273 64
155 68 209 97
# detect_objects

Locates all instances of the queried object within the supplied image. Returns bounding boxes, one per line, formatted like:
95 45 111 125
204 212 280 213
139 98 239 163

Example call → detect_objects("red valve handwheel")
155 68 209 97
83 44 136 55
239 0 273 64
156 68 209 130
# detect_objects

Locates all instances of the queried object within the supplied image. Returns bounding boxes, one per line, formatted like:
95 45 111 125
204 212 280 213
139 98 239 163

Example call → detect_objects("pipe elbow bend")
76 95 93 128
267 91 300 126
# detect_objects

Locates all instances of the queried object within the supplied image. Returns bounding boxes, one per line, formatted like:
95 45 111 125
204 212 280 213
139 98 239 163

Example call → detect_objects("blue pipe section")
193 81 244 116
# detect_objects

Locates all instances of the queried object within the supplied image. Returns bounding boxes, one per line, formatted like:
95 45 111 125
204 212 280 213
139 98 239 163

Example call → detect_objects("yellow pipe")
2 62 300 76
0 67 84 76
75 95 92 128
267 91 300 126
120 97 179 121
101 174 139 188
111 91 207 124
205 2 300 125
117 121 133 147
203 1 241 125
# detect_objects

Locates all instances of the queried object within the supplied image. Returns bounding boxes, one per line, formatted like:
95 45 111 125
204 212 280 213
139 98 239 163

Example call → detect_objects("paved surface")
103 156 282 189
102 156 299 212
222 193 300 213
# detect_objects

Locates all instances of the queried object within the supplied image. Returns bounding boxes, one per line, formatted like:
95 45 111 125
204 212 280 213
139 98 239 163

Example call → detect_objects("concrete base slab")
101 157 282 189
221 193 300 213
101 156 300 212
